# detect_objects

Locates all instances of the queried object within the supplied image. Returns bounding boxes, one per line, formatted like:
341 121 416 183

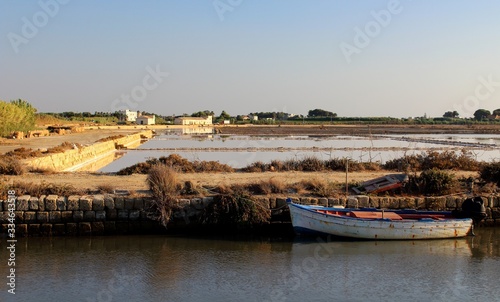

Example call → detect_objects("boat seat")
348 211 403 220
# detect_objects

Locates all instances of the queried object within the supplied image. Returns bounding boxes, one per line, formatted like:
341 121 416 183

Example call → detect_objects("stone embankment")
1 194 499 237
22 130 153 172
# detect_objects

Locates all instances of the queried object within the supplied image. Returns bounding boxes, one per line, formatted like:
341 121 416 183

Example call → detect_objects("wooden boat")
287 199 476 240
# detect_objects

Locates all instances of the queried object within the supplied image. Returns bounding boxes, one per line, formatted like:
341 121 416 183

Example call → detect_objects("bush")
198 193 270 226
9 181 83 196
300 178 336 197
0 157 26 175
480 162 500 186
383 151 481 172
416 169 457 195
117 154 234 175
96 183 116 194
247 178 286 194
146 165 180 228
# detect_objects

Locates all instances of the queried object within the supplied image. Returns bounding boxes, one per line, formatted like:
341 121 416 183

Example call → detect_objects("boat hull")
288 203 473 240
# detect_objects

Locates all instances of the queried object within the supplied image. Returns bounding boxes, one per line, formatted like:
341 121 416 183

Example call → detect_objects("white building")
136 115 155 125
118 109 138 122
174 115 213 125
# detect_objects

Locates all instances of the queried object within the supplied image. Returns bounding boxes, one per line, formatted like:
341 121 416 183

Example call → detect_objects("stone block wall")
1 194 498 237
22 130 153 172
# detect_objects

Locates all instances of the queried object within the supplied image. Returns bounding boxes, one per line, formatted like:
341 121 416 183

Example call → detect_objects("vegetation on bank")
112 153 500 197
0 99 37 137
116 154 234 175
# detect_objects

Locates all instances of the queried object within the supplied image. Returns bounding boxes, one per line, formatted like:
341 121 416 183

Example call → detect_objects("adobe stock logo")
453 74 500 117
110 65 169 112
7 0 70 54
213 0 243 21
340 0 403 64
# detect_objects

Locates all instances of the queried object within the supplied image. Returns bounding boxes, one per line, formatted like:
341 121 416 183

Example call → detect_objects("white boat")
287 200 475 240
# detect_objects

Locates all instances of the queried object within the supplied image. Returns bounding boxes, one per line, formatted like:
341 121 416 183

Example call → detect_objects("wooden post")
345 158 349 198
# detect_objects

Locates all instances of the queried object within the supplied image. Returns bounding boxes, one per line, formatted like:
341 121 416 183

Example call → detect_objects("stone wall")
22 130 153 172
1 194 499 237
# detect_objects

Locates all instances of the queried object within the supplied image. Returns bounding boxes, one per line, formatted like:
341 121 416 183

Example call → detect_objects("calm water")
98 133 500 172
1 228 500 302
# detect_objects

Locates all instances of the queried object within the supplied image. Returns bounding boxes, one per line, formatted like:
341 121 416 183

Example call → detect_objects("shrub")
242 161 267 172
383 151 481 172
117 154 233 175
96 183 115 194
146 165 180 228
300 178 336 197
480 162 500 186
10 181 83 196
416 169 457 195
0 157 26 175
248 178 286 194
299 156 325 171
198 193 270 226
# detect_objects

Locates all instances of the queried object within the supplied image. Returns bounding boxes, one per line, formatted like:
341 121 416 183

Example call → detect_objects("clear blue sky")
1 0 500 118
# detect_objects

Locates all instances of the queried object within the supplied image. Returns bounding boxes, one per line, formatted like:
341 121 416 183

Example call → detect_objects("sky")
1 0 500 118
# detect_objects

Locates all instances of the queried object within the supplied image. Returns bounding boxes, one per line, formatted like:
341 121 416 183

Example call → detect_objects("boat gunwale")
288 201 473 225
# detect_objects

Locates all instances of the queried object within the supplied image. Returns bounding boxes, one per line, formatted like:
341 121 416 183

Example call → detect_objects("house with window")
136 115 155 125
118 109 138 122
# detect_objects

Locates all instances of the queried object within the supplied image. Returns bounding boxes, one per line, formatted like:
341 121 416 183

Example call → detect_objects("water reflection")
2 228 500 301
98 133 500 172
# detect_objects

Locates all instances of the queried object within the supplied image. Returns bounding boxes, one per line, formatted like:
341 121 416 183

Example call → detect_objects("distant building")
136 115 155 125
118 109 138 122
174 115 212 125
248 114 258 121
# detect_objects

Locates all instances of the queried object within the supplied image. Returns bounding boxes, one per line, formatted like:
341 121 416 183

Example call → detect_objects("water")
98 133 500 172
1 228 500 302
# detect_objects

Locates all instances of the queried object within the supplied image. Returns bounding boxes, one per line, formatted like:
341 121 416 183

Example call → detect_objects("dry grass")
198 194 270 226
117 154 234 175
299 178 337 197
146 165 180 228
96 183 116 194
247 178 287 194
8 180 84 196
0 157 26 175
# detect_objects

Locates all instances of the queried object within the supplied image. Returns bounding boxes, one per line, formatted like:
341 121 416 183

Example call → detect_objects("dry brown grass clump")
95 135 125 142
247 178 287 194
146 164 180 228
198 194 270 226
384 150 481 172
96 183 116 194
5 147 43 159
8 181 84 196
117 154 234 175
0 157 26 175
299 178 337 197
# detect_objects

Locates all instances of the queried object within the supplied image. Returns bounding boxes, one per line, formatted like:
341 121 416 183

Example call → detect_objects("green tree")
219 110 231 120
492 108 500 116
308 109 336 118
191 110 214 118
473 109 491 120
443 111 459 118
